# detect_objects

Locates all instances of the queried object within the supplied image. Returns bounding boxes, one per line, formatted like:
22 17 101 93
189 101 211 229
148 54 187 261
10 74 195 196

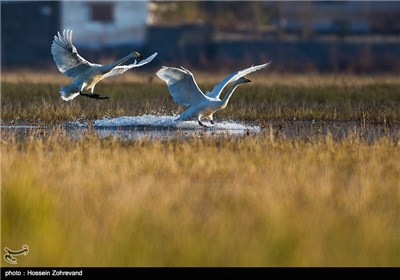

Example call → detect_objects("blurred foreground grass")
1 131 400 266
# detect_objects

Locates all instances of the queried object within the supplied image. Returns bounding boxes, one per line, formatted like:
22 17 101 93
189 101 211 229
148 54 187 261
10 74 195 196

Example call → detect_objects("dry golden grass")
1 72 400 267
2 81 400 126
1 131 399 267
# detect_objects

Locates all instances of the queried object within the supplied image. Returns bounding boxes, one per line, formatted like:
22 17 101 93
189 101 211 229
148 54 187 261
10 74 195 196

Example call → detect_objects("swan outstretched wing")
156 66 208 107
102 52 158 78
206 62 271 99
51 29 95 78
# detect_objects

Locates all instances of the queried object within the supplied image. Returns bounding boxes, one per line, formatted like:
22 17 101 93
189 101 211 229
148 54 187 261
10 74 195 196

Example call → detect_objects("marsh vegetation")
1 73 399 266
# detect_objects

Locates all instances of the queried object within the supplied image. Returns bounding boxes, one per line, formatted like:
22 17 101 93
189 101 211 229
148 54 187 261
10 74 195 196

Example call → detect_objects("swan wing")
156 66 208 107
51 29 96 78
206 62 271 99
102 52 158 79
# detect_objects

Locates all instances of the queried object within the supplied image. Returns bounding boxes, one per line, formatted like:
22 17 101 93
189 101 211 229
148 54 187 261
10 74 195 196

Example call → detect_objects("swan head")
130 51 142 59
239 77 251 84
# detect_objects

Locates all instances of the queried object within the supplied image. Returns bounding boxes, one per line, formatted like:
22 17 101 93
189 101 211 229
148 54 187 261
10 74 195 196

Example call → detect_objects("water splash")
64 115 260 140
93 115 260 132
65 121 88 128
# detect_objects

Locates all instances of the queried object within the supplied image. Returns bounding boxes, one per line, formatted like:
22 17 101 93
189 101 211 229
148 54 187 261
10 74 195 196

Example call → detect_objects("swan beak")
134 52 143 59
244 77 252 83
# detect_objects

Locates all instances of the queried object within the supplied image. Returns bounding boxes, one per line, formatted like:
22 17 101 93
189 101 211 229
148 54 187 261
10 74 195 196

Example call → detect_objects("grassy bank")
1 132 399 266
1 82 400 126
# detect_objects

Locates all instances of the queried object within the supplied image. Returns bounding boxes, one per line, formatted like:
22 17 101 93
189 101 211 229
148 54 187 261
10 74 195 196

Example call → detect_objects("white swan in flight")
156 63 270 126
51 29 158 101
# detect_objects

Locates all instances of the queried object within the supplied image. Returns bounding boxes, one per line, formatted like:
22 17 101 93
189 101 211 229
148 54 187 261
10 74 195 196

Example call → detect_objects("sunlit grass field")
1 72 400 126
1 73 400 266
2 132 400 266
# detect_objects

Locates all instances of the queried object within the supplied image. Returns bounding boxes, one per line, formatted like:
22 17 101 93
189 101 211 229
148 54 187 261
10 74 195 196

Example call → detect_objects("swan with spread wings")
156 63 270 126
51 29 158 101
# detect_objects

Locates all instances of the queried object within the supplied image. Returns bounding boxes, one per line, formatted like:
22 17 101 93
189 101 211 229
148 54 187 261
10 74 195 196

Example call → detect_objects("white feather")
51 29 158 101
156 63 270 126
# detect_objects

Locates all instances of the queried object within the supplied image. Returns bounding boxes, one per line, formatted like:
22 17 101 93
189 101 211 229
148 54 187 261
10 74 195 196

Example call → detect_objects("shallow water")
1 125 44 129
1 115 259 141
266 120 400 143
1 114 399 142
67 115 260 140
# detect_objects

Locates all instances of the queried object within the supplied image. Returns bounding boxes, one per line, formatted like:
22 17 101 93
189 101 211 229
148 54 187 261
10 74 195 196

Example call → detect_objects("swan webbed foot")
198 120 214 128
80 92 109 100
94 94 109 100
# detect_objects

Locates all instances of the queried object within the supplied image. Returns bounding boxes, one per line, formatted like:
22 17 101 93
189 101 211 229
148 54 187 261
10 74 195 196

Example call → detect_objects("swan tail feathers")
60 86 80 101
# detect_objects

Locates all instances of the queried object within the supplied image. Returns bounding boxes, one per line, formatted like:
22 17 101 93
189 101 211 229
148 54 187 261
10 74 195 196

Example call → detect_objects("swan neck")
221 80 241 106
102 54 131 72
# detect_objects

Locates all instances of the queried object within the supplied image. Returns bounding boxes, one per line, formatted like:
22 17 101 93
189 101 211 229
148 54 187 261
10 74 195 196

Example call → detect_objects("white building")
61 1 149 49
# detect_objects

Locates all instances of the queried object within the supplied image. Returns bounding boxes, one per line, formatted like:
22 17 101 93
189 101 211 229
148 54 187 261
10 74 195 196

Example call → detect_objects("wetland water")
1 115 399 142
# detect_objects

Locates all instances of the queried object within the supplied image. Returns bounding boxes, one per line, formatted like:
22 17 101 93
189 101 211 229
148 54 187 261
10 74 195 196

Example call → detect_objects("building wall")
61 0 148 48
147 25 400 73
274 1 400 35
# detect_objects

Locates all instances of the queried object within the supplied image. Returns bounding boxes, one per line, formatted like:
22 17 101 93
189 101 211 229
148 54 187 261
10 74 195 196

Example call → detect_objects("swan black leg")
80 92 109 100
198 120 213 128
93 94 109 100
